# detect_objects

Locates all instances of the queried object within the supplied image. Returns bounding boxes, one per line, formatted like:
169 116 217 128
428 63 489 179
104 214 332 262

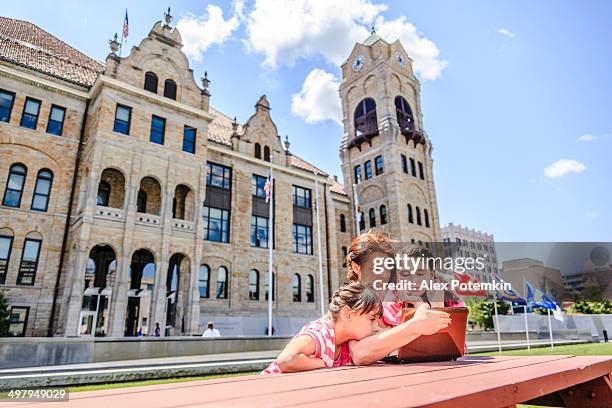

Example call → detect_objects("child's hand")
408 304 451 335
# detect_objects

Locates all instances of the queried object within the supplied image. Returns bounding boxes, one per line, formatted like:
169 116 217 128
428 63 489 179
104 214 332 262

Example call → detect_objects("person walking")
202 321 221 337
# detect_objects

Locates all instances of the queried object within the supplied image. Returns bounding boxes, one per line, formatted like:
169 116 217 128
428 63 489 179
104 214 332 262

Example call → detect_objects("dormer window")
164 79 177 100
144 72 158 93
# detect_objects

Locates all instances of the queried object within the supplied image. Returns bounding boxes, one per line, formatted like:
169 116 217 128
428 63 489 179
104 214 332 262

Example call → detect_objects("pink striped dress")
262 314 353 374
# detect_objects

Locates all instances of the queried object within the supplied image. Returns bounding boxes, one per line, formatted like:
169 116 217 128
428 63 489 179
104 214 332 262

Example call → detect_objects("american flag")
123 10 129 39
264 174 272 203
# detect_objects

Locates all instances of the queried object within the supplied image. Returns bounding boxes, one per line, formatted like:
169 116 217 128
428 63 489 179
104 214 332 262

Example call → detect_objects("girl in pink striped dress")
262 283 382 374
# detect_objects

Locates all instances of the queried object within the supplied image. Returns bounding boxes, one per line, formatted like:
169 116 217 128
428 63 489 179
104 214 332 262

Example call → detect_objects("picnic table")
5 355 611 407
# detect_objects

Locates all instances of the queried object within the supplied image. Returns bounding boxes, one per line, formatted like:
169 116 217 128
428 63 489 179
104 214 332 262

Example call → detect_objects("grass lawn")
472 341 612 356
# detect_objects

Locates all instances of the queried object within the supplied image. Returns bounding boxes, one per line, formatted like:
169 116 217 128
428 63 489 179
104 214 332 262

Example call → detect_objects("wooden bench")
6 355 612 407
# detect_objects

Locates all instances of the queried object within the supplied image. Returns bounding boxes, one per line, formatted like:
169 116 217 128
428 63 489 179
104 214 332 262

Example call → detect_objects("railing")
172 219 195 232
136 212 161 226
348 118 379 149
94 206 125 221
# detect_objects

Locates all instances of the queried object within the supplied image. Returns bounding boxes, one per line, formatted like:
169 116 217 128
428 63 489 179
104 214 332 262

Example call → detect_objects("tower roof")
362 29 387 47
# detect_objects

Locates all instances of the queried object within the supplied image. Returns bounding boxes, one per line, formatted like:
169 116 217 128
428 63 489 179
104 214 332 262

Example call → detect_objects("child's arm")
276 335 326 372
349 304 451 366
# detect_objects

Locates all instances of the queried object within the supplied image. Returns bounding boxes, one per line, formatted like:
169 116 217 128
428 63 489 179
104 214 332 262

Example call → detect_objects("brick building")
0 13 440 337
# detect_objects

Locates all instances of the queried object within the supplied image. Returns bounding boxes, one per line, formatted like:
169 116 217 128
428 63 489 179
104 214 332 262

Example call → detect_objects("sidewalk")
0 339 590 389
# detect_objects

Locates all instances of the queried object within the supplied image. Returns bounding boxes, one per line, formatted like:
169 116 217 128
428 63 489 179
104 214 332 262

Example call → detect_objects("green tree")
568 301 612 314
465 297 510 330
0 291 10 337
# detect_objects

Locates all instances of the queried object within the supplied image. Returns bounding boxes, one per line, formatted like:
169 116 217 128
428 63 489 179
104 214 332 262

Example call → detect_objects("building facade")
441 222 498 283
0 15 439 337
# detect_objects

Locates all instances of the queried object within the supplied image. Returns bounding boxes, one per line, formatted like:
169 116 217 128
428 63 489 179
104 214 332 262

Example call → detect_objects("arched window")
416 206 422 226
369 208 376 227
199 264 210 298
3 163 27 207
264 146 270 162
424 209 430 228
163 79 177 100
359 211 366 231
380 205 387 225
353 98 378 137
292 274 301 302
408 204 414 224
96 180 110 206
31 169 53 212
216 266 228 299
144 72 158 93
340 214 346 232
254 143 261 159
249 269 259 300
395 96 414 131
306 274 314 303
137 190 147 213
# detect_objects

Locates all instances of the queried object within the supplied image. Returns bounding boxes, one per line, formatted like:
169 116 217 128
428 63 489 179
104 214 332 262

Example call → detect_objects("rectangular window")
20 97 41 129
17 239 41 286
0 89 15 123
9 306 29 337
354 164 362 184
113 104 131 135
251 215 269 248
410 158 416 177
46 105 66 136
364 160 372 180
293 224 313 255
31 174 52 212
418 161 425 180
252 174 267 198
293 185 311 208
149 115 166 145
401 154 408 173
375 155 384 175
183 126 196 153
202 206 230 243
206 162 232 189
0 235 13 285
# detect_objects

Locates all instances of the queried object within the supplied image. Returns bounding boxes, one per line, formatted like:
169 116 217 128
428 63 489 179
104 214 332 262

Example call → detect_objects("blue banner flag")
525 279 557 310
494 275 526 305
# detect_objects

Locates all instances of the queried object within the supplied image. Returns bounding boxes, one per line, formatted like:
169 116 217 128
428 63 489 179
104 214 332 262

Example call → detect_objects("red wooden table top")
6 355 612 408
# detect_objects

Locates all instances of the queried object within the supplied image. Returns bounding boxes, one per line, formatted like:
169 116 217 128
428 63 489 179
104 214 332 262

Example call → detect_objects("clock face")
395 52 406 67
352 55 365 71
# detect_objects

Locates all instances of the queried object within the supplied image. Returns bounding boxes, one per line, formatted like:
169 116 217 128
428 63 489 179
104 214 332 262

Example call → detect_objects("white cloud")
497 28 516 38
291 69 342 124
543 159 587 179
177 5 240 62
585 212 597 218
577 134 596 142
244 0 446 80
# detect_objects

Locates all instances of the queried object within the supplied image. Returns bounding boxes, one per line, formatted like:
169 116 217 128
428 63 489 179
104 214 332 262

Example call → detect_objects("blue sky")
4 0 610 242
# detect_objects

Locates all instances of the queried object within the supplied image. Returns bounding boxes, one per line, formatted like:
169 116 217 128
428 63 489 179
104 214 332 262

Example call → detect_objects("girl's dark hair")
328 283 383 321
346 230 396 283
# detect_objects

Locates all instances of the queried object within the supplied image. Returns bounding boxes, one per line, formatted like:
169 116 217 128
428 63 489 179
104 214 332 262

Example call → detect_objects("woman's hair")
346 230 396 283
328 282 383 321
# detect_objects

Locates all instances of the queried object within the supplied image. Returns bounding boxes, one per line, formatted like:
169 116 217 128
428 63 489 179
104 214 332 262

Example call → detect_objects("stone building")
441 222 498 283
0 14 439 337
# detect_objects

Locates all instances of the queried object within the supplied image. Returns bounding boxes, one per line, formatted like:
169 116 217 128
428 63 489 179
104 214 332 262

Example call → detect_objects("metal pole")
547 307 554 348
493 297 502 353
267 167 273 336
315 175 325 316
523 304 530 351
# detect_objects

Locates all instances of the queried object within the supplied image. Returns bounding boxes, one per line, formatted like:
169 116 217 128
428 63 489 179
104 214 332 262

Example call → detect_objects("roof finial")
371 25 376 34
284 135 290 153
201 71 210 95
164 6 173 27
108 33 120 54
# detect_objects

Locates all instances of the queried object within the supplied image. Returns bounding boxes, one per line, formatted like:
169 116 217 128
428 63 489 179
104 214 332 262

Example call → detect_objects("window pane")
116 106 130 122
24 99 40 115
32 195 47 211
0 91 13 109
7 173 25 190
23 240 40 261
0 236 11 259
50 106 65 122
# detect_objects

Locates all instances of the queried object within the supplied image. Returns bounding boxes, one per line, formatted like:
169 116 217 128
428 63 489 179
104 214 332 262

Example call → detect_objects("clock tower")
339 30 442 244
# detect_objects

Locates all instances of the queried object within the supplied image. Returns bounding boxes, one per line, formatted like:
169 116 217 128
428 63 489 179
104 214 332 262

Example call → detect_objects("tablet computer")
396 306 468 363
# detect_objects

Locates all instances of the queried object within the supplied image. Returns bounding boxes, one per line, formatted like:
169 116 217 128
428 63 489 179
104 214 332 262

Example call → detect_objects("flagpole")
523 304 530 351
119 9 127 57
547 307 554 348
314 174 325 315
267 166 274 336
352 183 360 235
493 297 502 353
